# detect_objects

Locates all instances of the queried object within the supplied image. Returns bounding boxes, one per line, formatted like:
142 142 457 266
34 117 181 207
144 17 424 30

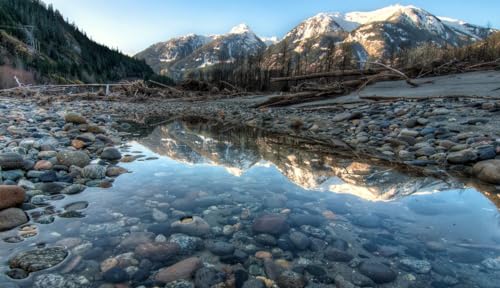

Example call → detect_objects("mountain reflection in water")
139 121 462 201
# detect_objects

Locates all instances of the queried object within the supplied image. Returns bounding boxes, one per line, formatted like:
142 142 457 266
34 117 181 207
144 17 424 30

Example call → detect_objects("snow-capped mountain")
136 23 266 80
263 4 495 71
137 4 496 79
135 34 213 75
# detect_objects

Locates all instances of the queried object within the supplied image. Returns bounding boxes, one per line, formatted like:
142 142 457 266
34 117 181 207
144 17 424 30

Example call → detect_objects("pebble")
0 208 28 231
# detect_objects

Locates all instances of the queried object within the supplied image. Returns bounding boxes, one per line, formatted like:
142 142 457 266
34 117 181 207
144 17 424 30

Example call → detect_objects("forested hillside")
0 0 153 87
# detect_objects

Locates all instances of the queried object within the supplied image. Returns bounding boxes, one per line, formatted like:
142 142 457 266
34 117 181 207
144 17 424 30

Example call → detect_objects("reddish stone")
252 214 289 235
0 185 25 210
34 160 53 171
155 257 202 283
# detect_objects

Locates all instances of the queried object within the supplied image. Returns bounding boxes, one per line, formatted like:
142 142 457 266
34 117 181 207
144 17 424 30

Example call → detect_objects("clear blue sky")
44 0 499 55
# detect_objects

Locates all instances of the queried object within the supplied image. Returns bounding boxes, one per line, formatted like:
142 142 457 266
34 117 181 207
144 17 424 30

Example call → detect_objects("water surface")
1 121 500 287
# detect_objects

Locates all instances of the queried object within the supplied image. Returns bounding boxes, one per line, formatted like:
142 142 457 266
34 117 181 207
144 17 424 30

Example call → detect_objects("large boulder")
0 153 24 170
57 151 90 168
0 208 28 231
472 159 500 184
155 257 202 283
0 185 25 210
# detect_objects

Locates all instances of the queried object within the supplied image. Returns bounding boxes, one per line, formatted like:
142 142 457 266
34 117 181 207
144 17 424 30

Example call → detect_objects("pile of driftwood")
256 59 500 108
255 63 418 108
0 78 249 103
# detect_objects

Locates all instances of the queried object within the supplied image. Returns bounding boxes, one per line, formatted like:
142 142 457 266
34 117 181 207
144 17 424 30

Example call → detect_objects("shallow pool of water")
1 121 500 287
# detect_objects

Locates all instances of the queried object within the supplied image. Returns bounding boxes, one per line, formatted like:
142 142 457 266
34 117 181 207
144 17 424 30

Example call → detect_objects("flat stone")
447 149 477 164
0 185 25 210
206 241 235 256
0 208 28 231
34 160 53 171
276 270 305 288
9 247 68 273
155 257 202 283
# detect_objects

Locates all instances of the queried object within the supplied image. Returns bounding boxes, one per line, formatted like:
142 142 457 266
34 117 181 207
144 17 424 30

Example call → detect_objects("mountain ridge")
136 4 496 80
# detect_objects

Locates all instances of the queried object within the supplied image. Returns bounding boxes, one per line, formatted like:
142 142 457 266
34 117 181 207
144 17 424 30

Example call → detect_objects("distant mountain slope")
0 0 153 87
136 24 266 80
137 4 495 81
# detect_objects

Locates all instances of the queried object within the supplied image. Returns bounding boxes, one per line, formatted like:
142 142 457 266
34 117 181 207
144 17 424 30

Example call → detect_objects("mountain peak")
230 23 252 34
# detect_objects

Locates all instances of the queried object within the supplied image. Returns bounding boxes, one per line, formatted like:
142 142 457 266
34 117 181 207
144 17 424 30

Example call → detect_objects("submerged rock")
0 208 28 231
155 257 202 283
171 216 210 237
9 247 68 273
358 261 397 284
252 214 289 235
33 273 90 288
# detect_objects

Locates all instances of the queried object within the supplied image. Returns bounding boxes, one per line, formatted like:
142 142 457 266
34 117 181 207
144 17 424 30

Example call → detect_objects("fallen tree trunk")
270 68 385 83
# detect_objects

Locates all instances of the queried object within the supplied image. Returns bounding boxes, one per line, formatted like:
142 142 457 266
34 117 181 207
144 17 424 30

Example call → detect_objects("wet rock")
289 231 310 250
33 273 90 288
9 247 68 273
34 160 53 171
0 153 24 170
242 278 266 288
100 147 122 161
171 216 211 237
351 214 381 228
446 149 477 164
0 208 28 231
81 164 106 179
57 151 90 168
36 182 66 194
477 146 497 160
472 159 500 184
400 258 431 274
263 258 283 280
6 268 28 279
206 240 235 256
64 112 87 124
168 233 204 254
234 269 249 288
252 214 289 235
152 208 168 221
289 214 324 227
332 112 352 122
64 201 89 211
324 248 353 262
0 185 25 210
358 261 396 284
102 266 129 283
61 184 86 195
155 257 202 283
106 166 127 177
135 242 180 261
277 270 306 288
194 267 225 288
255 234 277 246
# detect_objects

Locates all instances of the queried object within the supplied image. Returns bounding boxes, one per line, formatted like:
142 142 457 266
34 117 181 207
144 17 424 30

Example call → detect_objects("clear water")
1 121 500 287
